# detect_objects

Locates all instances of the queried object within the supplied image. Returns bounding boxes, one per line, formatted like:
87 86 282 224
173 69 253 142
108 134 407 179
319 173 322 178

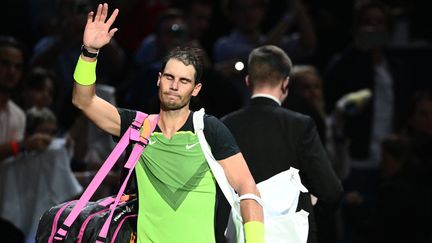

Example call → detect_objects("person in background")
322 2 414 241
70 3 264 242
0 36 52 164
19 67 57 111
221 45 343 243
30 0 125 130
1 106 82 243
286 65 351 180
213 0 317 106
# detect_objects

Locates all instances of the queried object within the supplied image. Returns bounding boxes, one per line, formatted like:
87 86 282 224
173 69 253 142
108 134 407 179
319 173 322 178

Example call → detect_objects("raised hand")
83 3 119 51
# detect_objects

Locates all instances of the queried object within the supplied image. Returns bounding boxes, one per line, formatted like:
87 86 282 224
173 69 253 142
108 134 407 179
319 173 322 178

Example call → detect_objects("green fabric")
135 131 217 243
73 57 97 85
244 221 264 243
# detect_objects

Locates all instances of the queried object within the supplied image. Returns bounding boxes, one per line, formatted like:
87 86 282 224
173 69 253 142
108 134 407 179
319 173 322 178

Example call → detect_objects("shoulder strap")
193 108 239 209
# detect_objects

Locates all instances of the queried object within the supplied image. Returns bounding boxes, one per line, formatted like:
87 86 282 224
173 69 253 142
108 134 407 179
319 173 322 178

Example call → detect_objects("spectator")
286 65 350 180
373 134 428 243
322 1 414 242
213 0 317 105
0 107 82 243
19 67 58 112
30 0 125 129
0 35 52 164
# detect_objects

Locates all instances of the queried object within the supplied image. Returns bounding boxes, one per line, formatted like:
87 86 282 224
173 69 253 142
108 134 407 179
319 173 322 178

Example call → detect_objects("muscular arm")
71 3 121 137
72 62 120 136
218 152 264 223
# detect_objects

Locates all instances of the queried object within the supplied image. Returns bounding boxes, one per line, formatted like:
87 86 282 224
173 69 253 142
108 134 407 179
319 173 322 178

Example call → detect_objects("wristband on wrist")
244 221 264 243
10 141 20 155
73 56 97 86
81 45 99 58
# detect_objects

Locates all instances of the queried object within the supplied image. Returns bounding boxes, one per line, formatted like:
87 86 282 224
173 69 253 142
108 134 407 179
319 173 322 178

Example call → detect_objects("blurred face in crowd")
158 17 188 52
57 0 89 43
355 5 390 50
27 77 55 109
292 71 323 111
186 2 212 40
231 0 265 34
410 98 432 136
158 59 201 111
0 46 24 93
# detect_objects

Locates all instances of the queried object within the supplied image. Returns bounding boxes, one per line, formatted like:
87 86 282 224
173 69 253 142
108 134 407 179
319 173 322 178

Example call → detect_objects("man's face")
411 99 432 136
158 59 201 111
295 72 323 110
232 0 265 33
0 46 24 92
187 3 212 40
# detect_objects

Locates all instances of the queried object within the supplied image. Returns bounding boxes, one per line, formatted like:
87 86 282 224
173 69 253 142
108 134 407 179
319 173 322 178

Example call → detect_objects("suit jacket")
219 97 343 243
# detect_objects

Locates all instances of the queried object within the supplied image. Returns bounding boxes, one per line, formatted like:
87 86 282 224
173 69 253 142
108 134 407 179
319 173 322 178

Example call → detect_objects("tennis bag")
36 195 137 243
36 112 158 243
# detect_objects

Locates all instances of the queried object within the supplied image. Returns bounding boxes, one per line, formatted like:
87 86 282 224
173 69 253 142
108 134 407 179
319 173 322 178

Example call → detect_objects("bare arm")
218 152 264 223
72 3 121 136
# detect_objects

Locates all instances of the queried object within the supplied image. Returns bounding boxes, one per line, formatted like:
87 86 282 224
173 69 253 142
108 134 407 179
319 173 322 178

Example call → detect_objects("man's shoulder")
275 106 311 122
222 105 311 123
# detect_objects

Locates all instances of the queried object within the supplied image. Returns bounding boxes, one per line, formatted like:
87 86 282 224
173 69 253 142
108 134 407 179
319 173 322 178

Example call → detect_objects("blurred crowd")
1 0 432 242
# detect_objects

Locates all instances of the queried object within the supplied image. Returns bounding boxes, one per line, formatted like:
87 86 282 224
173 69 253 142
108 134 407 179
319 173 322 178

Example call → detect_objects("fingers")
86 11 94 25
108 28 118 38
95 3 103 22
100 3 109 22
105 8 119 27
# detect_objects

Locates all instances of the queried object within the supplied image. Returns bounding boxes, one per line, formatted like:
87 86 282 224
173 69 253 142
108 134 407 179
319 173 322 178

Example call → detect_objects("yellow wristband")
244 221 264 243
73 56 97 86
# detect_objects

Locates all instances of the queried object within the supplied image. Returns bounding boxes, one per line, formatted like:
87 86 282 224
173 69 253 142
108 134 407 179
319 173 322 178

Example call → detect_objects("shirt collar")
251 93 282 106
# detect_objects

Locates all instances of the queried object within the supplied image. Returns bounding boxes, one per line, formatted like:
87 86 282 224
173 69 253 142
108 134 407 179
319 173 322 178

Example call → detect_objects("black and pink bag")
36 112 158 243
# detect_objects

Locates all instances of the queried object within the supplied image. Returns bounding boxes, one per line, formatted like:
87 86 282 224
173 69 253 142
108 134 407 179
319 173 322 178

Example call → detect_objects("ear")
157 72 161 86
245 75 252 89
192 83 202 97
281 77 289 94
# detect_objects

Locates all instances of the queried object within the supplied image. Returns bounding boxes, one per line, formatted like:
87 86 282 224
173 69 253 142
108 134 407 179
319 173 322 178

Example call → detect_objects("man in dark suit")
220 45 343 243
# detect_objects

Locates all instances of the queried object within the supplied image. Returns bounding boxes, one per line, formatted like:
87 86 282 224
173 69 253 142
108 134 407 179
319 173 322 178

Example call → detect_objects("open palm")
83 3 119 50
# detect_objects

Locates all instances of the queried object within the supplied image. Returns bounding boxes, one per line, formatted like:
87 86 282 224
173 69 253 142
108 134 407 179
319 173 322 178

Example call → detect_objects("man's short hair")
161 46 205 84
25 107 57 135
0 35 26 57
247 45 292 87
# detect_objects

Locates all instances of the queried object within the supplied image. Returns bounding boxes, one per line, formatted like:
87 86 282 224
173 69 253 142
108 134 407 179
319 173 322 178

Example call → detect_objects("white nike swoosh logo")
148 139 156 145
185 142 200 150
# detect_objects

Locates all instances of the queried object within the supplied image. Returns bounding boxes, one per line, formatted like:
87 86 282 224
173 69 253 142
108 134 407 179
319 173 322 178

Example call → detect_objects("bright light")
234 61 244 71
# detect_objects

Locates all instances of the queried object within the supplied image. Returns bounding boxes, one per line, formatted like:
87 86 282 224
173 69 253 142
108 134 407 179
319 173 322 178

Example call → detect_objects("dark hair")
156 8 185 34
224 0 268 13
23 67 57 90
25 107 57 135
0 35 27 58
161 46 205 84
353 0 394 32
289 65 321 91
247 45 292 87
22 67 58 101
